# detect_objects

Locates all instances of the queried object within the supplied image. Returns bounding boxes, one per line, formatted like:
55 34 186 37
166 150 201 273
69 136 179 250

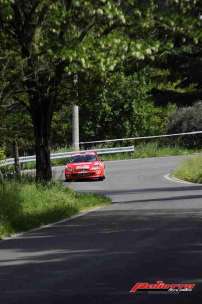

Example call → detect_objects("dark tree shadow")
0 207 202 303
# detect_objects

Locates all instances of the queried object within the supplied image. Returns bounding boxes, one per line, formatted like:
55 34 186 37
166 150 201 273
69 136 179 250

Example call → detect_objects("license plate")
76 166 89 170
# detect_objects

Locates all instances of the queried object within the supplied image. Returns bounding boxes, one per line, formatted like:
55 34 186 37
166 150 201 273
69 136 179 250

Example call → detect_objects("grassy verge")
173 155 202 183
0 180 110 239
101 143 201 161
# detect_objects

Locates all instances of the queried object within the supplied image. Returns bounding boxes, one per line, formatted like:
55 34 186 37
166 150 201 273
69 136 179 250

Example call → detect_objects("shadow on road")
77 184 202 196
0 207 202 303
112 194 202 204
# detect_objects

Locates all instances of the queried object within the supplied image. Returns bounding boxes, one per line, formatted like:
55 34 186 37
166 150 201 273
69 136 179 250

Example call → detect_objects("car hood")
66 161 99 169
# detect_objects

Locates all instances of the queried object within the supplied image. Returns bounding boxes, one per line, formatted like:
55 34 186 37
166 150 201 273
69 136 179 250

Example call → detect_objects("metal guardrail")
80 130 202 145
0 146 134 167
1 130 201 168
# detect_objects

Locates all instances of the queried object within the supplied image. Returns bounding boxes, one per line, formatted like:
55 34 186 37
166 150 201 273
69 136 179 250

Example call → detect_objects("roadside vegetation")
0 180 110 239
101 143 201 161
1 143 201 176
51 141 201 162
173 155 202 184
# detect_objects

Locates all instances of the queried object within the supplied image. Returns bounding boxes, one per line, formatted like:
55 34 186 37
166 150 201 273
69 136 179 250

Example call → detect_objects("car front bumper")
65 170 104 180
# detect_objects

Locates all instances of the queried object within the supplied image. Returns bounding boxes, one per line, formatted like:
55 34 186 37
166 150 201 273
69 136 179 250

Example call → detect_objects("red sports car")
64 151 105 181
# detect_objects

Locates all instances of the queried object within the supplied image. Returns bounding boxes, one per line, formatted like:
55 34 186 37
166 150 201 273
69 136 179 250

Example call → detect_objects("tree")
78 69 175 141
116 0 202 107
1 0 200 182
0 0 128 181
150 0 202 106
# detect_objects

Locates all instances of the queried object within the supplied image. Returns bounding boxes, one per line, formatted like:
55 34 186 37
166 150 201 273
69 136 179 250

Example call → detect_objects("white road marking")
164 173 198 185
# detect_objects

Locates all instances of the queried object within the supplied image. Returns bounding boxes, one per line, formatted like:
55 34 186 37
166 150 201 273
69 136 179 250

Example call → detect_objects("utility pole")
72 73 80 151
72 104 80 151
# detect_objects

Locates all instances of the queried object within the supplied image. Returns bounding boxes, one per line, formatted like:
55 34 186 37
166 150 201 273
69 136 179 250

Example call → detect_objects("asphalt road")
0 156 202 304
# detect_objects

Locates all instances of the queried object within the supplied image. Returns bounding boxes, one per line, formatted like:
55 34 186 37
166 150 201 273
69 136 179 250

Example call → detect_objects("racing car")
64 151 105 181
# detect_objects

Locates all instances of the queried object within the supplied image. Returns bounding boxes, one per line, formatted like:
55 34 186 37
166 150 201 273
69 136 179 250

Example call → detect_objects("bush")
167 101 202 148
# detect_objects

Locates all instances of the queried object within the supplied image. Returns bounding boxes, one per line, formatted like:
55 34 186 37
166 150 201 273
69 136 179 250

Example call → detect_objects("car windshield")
69 154 97 163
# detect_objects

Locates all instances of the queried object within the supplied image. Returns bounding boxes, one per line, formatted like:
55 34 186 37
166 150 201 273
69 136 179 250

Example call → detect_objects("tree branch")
61 0 73 11
100 22 124 37
58 0 73 42
77 18 95 43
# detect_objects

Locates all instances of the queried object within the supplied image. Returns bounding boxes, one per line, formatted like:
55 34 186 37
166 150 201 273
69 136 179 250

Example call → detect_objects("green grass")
173 155 202 184
101 143 201 161
0 180 110 239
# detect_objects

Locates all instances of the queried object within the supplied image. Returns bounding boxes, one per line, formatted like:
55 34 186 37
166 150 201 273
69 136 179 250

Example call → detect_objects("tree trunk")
35 133 52 182
0 170 4 182
31 101 52 182
13 140 21 178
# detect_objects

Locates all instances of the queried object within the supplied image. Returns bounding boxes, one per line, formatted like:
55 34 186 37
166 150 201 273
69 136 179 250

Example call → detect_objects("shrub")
167 101 202 148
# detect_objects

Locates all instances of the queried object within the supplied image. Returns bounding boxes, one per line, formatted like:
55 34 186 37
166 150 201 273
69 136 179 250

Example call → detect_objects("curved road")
0 156 202 304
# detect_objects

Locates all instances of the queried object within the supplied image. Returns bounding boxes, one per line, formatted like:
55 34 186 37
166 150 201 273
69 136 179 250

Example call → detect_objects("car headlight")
66 167 73 172
91 165 100 170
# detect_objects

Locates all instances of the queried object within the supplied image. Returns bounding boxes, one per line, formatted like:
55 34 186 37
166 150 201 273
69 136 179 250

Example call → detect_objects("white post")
72 104 79 150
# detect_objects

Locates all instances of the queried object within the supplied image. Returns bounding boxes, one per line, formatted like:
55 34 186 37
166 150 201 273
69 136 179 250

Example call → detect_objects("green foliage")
0 148 5 160
0 180 110 238
51 105 72 149
79 70 175 141
173 155 202 184
0 0 130 78
150 0 202 106
167 102 202 147
0 0 135 180
1 110 34 155
0 0 201 171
